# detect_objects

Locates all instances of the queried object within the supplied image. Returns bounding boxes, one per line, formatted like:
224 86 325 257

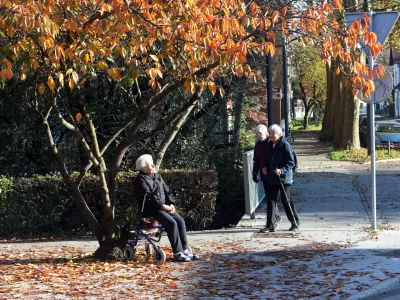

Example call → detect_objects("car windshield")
376 123 400 133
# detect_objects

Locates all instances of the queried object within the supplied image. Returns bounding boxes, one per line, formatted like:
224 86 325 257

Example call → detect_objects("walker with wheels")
124 194 167 263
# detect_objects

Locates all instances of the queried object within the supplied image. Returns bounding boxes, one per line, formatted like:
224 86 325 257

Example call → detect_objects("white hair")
268 124 283 136
255 124 268 134
135 154 153 170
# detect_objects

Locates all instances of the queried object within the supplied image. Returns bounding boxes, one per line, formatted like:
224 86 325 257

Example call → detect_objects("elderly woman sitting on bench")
134 154 199 262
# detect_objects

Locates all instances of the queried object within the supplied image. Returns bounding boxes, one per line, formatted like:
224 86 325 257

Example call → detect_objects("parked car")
375 121 400 146
359 114 388 147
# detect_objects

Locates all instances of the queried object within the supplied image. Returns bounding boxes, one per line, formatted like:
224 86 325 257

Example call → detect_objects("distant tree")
292 45 327 129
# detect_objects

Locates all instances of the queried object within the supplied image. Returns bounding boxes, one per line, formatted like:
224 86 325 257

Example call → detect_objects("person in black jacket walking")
260 124 300 233
252 124 281 223
134 154 199 262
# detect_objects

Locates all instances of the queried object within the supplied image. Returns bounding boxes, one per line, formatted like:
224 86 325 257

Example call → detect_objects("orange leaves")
0 0 384 100
352 64 388 100
354 61 368 75
250 3 259 15
265 42 275 56
47 76 55 92
0 58 13 80
362 31 377 46
39 83 46 95
149 54 159 62
107 68 121 80
282 7 288 17
369 43 383 58
235 65 244 78
333 0 342 12
148 68 158 79
271 11 280 25
0 68 13 80
97 60 108 71
322 0 333 14
374 65 385 78
99 3 113 16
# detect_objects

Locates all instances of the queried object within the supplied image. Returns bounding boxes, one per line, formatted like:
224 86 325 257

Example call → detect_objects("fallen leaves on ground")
1 240 400 299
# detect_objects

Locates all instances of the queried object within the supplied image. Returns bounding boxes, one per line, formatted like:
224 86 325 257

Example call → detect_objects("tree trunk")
332 61 344 148
232 92 243 158
322 64 335 133
331 0 360 150
340 77 361 150
41 103 104 243
303 102 314 130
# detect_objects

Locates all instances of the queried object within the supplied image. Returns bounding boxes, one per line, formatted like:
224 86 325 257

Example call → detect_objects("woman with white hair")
252 124 281 224
260 124 300 232
134 154 199 262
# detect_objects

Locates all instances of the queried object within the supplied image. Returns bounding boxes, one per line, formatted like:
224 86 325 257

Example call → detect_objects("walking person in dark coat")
252 124 281 224
134 154 199 262
260 124 300 232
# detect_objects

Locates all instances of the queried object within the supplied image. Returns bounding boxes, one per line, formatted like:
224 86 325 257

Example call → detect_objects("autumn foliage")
0 0 384 98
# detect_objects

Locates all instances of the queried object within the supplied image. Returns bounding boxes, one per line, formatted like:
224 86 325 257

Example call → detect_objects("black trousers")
153 210 188 254
266 184 299 229
262 182 280 218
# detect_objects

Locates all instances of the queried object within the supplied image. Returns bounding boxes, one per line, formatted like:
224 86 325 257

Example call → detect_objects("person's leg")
153 210 184 254
263 184 279 232
279 185 300 230
275 191 282 222
263 181 281 223
169 212 188 251
170 212 200 260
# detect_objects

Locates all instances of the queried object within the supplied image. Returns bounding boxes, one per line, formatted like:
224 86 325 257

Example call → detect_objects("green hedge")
0 170 218 236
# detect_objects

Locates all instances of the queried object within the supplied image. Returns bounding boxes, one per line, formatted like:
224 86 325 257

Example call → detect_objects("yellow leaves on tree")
47 76 55 92
39 83 45 95
265 42 276 56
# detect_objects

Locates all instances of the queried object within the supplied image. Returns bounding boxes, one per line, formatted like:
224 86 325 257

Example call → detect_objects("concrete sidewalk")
1 132 400 299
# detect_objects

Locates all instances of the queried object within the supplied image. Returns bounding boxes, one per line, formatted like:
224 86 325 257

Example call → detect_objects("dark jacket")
264 137 295 186
134 171 176 217
252 138 269 182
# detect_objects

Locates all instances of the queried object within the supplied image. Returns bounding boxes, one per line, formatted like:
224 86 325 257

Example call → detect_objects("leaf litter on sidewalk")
1 240 400 299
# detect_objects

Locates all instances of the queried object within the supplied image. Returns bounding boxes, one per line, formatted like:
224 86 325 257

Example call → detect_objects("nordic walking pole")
277 172 299 230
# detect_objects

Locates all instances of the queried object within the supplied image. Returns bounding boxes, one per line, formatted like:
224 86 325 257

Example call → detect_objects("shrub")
0 170 218 236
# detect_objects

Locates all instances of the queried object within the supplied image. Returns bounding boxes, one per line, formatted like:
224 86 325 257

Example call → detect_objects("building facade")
390 49 400 117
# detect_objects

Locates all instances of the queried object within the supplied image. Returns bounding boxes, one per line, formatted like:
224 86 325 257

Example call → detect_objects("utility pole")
364 0 372 155
282 36 289 138
267 51 273 127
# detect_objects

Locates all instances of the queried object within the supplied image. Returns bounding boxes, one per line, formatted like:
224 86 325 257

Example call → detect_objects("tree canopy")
0 0 385 99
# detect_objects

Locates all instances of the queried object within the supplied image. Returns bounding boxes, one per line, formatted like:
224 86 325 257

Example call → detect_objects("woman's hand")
274 169 281 176
162 204 175 214
262 167 267 175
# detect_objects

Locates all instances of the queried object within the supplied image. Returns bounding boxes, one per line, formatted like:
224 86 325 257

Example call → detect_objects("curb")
347 274 400 300
355 157 400 165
